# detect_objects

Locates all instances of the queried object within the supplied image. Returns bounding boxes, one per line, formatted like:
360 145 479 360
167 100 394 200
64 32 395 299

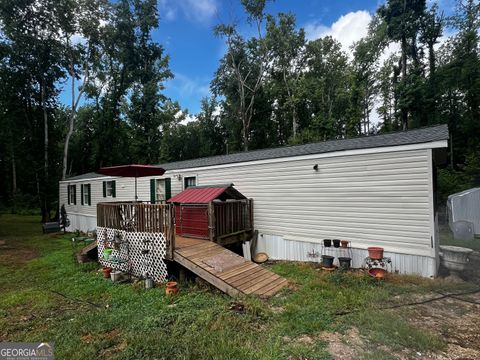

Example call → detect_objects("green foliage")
1 0 479 213
0 215 454 358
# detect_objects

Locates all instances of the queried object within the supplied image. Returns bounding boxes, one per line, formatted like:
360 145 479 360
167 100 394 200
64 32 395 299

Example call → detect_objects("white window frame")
68 185 76 205
184 176 196 189
82 184 90 206
106 181 114 197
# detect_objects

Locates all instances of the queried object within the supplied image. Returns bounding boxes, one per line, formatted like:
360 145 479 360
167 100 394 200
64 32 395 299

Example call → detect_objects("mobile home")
59 124 449 277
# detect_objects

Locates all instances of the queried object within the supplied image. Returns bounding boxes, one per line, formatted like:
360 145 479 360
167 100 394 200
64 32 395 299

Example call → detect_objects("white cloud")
169 73 210 99
158 0 217 24
304 10 372 52
175 110 198 125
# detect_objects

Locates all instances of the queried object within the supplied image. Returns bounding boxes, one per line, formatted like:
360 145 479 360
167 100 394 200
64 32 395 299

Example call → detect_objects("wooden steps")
173 236 288 298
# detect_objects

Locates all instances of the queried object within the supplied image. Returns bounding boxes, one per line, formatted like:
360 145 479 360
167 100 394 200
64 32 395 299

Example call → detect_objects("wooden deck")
174 236 288 298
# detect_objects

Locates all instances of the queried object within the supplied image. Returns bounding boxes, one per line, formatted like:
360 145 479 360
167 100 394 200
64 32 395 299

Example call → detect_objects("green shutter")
88 184 91 205
81 185 84 205
73 185 77 205
103 181 106 197
150 179 156 204
112 181 116 198
165 178 171 200
67 185 71 205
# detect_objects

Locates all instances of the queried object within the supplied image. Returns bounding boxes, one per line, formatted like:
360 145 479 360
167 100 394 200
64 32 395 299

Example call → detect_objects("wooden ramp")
174 236 288 298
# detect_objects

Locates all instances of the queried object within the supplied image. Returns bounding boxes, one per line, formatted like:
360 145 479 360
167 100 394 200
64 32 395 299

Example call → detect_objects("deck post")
208 201 215 242
249 198 254 231
169 204 175 259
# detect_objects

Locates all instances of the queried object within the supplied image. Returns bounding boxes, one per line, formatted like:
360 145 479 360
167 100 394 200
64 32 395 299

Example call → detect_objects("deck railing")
97 202 175 259
209 199 254 241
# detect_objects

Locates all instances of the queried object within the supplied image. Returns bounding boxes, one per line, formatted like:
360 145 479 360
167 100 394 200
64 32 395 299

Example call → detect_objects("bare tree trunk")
401 0 408 131
62 59 76 180
11 146 17 213
41 80 50 222
42 81 48 179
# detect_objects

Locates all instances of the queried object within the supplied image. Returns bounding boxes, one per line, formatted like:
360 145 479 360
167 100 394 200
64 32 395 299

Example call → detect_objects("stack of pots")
322 239 352 270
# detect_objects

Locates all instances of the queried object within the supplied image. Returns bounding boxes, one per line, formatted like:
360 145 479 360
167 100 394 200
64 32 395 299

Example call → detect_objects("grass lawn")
0 214 479 359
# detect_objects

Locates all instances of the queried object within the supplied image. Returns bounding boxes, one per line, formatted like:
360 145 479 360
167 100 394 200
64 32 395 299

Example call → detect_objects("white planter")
110 270 123 282
439 245 473 272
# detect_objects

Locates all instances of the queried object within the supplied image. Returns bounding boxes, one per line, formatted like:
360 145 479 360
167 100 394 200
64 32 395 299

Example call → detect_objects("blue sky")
59 0 457 116
156 0 380 114
156 0 456 115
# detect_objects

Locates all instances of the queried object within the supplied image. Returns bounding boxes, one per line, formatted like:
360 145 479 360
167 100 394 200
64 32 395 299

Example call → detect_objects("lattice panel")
97 226 168 283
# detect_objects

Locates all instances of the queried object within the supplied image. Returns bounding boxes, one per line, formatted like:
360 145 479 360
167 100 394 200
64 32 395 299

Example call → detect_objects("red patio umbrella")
97 164 166 201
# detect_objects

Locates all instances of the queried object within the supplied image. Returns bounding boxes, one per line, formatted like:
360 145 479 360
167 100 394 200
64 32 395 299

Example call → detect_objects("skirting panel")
67 213 96 233
256 233 437 278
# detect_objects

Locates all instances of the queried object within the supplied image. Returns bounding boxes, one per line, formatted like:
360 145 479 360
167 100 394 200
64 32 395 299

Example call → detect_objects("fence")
97 202 175 259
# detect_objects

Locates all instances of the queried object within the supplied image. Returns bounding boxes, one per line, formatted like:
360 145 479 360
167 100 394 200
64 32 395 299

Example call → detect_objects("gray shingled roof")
159 124 448 171
65 124 448 180
64 172 109 181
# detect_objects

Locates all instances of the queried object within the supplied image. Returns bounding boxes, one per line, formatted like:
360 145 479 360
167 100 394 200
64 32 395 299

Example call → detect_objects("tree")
265 13 306 140
300 37 350 141
0 0 68 221
127 0 172 164
213 0 271 151
379 0 427 129
60 0 108 180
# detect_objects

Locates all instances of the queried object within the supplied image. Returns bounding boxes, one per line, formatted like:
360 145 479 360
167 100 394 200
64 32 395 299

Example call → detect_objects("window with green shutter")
103 181 116 198
150 179 156 204
165 178 171 200
81 184 91 206
68 184 76 205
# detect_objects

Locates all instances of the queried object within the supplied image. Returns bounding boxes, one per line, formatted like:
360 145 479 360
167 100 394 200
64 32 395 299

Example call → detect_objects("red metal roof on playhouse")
168 186 229 204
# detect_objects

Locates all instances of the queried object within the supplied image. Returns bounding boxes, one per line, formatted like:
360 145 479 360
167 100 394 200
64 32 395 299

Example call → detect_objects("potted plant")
102 267 112 278
338 257 351 270
368 247 384 260
321 255 334 268
103 248 113 260
323 239 332 247
165 281 178 295
340 240 349 248
332 239 341 248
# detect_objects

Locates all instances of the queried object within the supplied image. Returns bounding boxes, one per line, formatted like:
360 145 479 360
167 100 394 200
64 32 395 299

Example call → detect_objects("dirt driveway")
322 289 480 359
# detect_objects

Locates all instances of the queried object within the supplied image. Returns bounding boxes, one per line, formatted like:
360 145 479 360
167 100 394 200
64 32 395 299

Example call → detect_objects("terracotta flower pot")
340 240 349 248
165 281 178 295
368 247 384 260
368 268 386 279
323 239 332 247
102 267 112 278
332 239 341 248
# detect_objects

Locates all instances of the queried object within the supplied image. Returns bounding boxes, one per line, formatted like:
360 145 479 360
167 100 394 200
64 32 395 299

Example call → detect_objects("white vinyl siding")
59 146 437 259
167 148 434 257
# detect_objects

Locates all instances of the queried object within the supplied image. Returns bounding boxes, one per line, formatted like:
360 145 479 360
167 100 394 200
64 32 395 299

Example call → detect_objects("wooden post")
249 199 254 231
208 201 215 242
169 204 175 259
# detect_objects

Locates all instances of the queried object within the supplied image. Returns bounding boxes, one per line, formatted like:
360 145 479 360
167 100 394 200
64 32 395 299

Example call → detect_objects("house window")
103 180 116 198
68 185 76 205
81 184 91 206
184 176 196 189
